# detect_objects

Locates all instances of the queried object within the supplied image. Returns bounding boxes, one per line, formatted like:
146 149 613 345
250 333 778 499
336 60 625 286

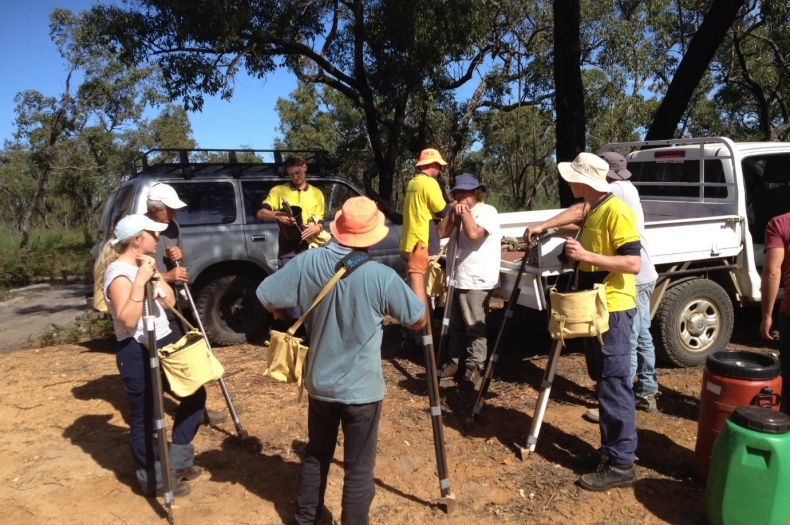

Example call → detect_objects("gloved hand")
407 241 430 275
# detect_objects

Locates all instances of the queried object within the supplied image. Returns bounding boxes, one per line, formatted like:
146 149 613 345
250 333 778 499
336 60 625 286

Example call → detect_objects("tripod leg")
466 251 529 430
145 280 176 524
434 228 460 374
466 290 521 430
519 339 563 460
175 266 249 439
420 300 456 513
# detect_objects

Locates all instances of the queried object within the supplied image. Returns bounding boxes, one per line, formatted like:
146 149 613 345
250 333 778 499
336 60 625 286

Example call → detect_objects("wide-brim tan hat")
415 148 448 167
557 152 611 193
330 197 389 248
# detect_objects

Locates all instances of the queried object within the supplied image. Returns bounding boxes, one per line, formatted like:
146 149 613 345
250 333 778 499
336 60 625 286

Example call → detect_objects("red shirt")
764 212 790 316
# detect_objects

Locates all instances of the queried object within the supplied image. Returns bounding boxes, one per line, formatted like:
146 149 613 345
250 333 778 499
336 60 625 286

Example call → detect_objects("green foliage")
0 227 94 285
708 0 790 141
82 0 559 201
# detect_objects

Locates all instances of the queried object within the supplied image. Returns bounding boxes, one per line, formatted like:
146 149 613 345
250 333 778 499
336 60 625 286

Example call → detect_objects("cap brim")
558 162 610 193
162 197 187 209
415 159 448 167
606 168 632 181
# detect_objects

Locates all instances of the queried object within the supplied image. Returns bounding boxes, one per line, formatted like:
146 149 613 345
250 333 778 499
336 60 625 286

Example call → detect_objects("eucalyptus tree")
10 9 162 246
711 0 790 141
83 0 558 203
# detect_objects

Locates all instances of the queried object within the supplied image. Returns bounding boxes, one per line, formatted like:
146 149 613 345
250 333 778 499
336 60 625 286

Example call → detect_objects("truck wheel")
195 275 267 346
653 278 734 367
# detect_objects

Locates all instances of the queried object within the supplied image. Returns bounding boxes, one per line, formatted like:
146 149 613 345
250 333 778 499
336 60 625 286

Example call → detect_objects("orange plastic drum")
693 350 782 483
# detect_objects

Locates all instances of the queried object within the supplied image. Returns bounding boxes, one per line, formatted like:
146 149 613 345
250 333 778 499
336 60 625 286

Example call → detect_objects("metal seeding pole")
466 248 530 431
144 277 175 524
421 306 456 513
434 222 461 374
174 261 248 439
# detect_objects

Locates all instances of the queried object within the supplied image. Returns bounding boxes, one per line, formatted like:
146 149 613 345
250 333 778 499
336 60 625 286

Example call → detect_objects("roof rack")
131 148 340 179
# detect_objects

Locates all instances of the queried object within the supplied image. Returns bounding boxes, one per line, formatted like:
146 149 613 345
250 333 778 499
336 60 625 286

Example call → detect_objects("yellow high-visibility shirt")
400 174 446 253
579 195 640 312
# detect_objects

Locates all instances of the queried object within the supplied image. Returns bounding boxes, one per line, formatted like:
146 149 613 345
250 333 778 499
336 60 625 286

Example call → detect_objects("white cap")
112 214 169 245
147 183 187 209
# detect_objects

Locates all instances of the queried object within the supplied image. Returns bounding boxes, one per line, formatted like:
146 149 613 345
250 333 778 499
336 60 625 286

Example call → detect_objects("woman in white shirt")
93 214 204 498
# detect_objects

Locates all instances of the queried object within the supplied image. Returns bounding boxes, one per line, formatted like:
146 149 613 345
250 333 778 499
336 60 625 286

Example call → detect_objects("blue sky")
0 0 296 149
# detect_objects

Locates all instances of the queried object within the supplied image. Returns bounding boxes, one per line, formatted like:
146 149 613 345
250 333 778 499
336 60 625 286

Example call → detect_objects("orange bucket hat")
415 148 448 167
330 197 390 248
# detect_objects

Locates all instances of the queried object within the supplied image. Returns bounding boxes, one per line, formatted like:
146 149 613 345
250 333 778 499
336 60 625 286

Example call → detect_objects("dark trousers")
776 314 790 415
295 397 382 525
116 336 206 483
583 309 638 465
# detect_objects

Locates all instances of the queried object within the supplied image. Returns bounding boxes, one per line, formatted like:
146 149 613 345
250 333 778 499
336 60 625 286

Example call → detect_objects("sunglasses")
144 230 160 238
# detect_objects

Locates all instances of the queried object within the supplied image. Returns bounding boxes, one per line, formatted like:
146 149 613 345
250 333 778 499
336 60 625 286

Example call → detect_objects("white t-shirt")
104 261 172 343
609 180 658 285
454 203 501 290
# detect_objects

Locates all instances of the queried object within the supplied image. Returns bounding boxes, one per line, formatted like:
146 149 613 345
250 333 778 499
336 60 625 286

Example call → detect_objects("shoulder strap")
335 250 373 274
160 294 197 332
289 251 372 335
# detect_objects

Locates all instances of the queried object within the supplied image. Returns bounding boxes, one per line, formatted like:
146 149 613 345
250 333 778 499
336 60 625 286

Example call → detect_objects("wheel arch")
192 260 271 296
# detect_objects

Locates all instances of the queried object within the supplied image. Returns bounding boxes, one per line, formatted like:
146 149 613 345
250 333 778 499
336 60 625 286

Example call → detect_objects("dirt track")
0 306 776 524
0 283 91 351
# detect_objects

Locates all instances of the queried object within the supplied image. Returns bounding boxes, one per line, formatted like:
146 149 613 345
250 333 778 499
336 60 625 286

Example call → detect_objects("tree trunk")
645 0 745 140
553 0 586 208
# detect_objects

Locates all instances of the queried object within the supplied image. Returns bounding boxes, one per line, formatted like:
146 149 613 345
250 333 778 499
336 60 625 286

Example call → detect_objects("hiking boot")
635 394 658 413
439 361 459 381
583 407 599 423
459 364 483 391
145 473 191 498
575 448 609 470
203 408 229 425
579 461 637 492
174 465 202 481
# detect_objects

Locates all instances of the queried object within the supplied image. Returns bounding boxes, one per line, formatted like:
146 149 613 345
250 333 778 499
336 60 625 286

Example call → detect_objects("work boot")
635 394 658 413
439 361 459 381
203 408 229 425
579 461 637 492
174 465 202 481
459 364 483 391
575 448 609 470
583 407 599 423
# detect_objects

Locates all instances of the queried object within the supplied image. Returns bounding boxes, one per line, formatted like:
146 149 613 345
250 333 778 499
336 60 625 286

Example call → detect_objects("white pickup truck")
495 137 790 367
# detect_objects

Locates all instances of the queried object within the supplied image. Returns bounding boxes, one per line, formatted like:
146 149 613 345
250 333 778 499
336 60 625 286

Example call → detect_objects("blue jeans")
630 281 658 398
776 314 790 415
295 397 382 525
116 336 206 491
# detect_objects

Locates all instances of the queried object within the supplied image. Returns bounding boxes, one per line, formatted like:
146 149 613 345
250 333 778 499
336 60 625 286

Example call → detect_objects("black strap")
335 250 373 276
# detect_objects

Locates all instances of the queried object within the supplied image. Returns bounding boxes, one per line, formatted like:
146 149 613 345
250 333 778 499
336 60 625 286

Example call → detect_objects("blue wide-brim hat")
449 173 485 193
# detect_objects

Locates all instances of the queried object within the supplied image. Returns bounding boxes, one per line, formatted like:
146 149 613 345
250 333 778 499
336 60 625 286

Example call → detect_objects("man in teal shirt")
257 197 426 524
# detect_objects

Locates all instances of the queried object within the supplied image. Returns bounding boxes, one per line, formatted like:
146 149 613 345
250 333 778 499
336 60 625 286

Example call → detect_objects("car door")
241 180 281 274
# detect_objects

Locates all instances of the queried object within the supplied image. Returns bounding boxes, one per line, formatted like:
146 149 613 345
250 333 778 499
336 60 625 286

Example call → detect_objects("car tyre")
195 275 268 346
653 278 734 367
